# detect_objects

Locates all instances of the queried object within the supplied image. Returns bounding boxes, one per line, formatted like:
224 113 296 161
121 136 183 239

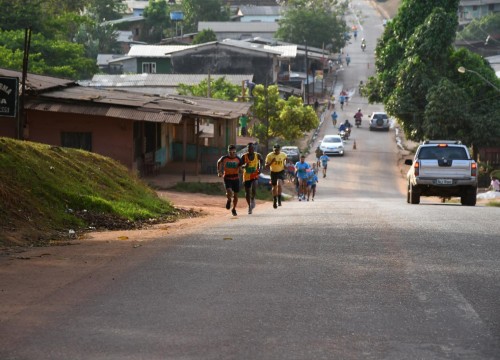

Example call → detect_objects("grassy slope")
0 138 178 246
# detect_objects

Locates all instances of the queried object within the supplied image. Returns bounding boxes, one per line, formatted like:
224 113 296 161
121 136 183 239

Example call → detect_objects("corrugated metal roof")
237 6 283 16
87 74 253 87
0 68 74 92
30 86 251 120
198 21 279 33
128 45 192 57
265 45 297 58
25 101 183 123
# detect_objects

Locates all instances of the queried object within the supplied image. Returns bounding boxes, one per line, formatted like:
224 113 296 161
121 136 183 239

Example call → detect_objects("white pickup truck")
404 140 478 206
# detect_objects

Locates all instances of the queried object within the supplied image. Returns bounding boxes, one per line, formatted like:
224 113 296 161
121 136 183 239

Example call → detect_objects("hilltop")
0 138 189 247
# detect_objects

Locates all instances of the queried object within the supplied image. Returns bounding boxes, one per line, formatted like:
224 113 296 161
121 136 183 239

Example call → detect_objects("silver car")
319 135 345 156
369 112 390 131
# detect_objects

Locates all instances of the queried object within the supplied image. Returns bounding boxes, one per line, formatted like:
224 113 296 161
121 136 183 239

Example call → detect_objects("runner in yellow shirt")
265 144 287 209
241 142 264 214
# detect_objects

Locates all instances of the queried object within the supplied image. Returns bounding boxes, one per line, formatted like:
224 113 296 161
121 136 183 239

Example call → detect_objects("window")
142 62 156 74
61 132 92 151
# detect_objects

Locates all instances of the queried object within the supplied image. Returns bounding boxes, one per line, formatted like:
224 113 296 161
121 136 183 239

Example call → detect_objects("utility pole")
18 27 31 140
305 41 309 105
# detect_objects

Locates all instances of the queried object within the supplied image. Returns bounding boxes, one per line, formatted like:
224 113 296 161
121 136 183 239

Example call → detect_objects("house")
108 44 192 74
108 41 281 85
170 40 281 84
123 0 150 17
102 16 145 42
459 0 500 26
0 68 251 176
197 21 279 41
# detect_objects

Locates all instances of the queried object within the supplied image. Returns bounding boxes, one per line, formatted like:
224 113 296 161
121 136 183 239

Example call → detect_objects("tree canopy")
364 0 500 157
192 29 217 45
275 0 347 51
251 85 319 149
177 77 242 100
181 0 230 34
0 0 118 79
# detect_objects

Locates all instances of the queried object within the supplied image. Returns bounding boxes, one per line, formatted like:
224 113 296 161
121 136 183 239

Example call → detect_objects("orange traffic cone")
353 140 357 150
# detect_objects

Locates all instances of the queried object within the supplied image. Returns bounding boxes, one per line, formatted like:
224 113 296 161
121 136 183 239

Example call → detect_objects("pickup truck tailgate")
419 160 472 177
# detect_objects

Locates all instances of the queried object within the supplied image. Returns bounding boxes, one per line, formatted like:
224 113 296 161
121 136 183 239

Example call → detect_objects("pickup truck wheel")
409 182 420 204
461 187 477 206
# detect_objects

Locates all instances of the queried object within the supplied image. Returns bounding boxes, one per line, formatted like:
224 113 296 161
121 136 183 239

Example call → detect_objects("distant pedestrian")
331 111 338 126
217 144 243 216
239 114 248 137
315 146 323 167
346 54 351 66
339 94 345 110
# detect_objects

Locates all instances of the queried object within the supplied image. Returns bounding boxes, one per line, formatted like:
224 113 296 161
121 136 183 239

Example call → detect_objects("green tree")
275 1 347 51
143 0 171 43
383 7 459 140
192 29 217 44
365 0 500 159
456 12 500 44
0 30 97 79
368 0 460 104
177 76 242 100
87 0 126 22
181 0 230 33
251 84 319 149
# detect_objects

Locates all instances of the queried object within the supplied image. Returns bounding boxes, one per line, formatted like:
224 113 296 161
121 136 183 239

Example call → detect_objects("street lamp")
457 66 500 92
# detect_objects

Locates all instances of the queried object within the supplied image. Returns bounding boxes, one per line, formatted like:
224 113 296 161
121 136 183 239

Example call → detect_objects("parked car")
281 146 300 163
319 135 344 156
369 112 390 131
258 173 272 190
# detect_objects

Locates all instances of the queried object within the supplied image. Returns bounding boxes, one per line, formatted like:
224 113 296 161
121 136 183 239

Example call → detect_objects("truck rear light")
471 162 477 177
414 161 419 176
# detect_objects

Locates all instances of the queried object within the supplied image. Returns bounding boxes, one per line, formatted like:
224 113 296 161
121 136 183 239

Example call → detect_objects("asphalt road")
1 1 500 359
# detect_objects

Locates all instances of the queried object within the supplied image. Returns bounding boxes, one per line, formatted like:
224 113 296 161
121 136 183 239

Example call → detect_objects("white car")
319 135 344 156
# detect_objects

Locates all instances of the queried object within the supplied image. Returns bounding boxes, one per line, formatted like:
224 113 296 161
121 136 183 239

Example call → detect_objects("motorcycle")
361 43 366 52
345 127 352 139
339 130 347 140
355 118 362 128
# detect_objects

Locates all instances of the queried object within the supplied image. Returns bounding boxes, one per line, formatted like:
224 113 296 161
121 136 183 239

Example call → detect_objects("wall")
0 117 17 138
25 110 135 169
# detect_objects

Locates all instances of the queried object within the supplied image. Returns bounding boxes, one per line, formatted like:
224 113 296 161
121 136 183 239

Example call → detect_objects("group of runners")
216 143 330 216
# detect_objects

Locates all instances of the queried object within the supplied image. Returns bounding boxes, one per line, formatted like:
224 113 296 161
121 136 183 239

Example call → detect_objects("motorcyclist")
354 108 363 122
361 38 366 51
344 119 352 138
